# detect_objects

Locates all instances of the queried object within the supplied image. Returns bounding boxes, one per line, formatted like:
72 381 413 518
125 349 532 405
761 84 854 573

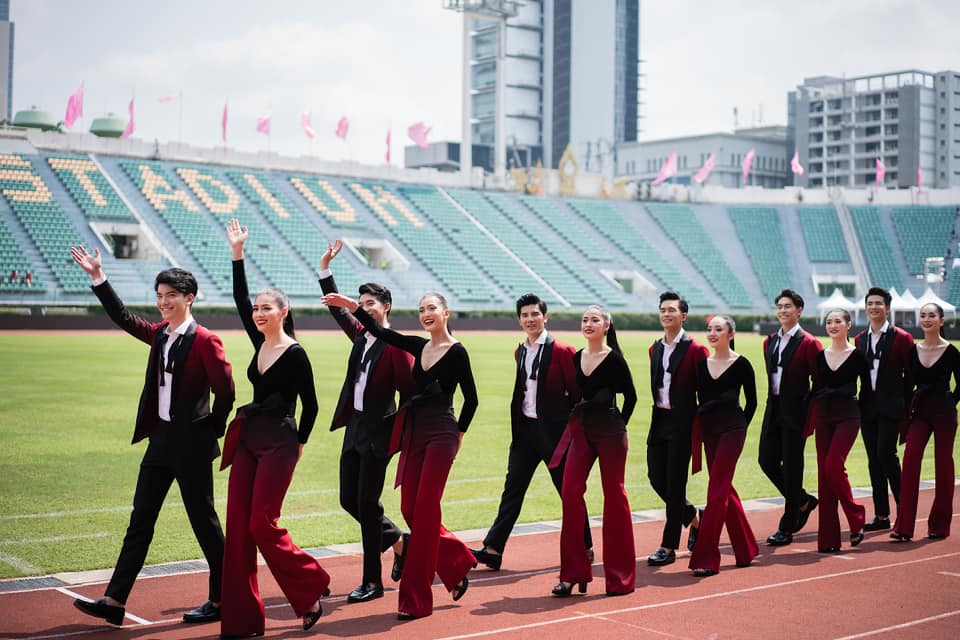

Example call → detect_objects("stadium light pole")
443 0 523 186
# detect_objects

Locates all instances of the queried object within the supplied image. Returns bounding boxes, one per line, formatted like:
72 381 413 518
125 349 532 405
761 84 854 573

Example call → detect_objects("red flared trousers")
815 415 866 550
894 411 957 539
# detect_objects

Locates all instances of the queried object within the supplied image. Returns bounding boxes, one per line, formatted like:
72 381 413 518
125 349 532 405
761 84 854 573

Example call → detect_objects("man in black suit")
472 294 592 570
70 246 235 626
319 240 414 603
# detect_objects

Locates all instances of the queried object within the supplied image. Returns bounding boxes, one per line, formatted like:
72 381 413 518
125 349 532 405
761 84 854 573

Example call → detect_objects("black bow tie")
520 344 543 382
158 332 183 387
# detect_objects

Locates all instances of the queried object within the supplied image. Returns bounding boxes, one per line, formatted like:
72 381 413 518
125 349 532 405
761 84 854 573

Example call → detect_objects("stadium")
1 1 960 639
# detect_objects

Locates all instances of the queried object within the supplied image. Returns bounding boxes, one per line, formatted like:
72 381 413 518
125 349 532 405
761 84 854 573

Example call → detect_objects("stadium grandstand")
0 129 958 315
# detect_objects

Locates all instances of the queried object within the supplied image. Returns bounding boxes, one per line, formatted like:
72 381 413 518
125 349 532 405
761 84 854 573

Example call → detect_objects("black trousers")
339 424 403 584
647 408 697 549
758 400 814 533
484 417 592 554
106 449 224 604
860 412 902 518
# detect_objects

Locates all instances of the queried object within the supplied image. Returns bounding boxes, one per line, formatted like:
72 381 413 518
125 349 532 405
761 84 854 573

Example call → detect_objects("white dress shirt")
158 315 195 421
868 320 889 391
771 324 801 396
521 330 549 419
354 329 387 412
655 329 686 409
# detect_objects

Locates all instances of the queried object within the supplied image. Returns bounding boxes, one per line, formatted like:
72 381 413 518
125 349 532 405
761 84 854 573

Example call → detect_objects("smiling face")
518 303 547 341
776 296 802 329
865 294 889 325
706 317 733 351
419 295 449 333
581 306 609 342
359 292 390 326
918 303 945 335
155 284 193 325
825 310 851 340
659 299 686 332
252 293 287 336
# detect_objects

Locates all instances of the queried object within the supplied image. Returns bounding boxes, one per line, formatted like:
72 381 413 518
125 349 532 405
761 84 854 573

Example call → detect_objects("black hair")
516 293 548 318
258 288 296 338
155 268 198 304
865 287 892 308
776 288 805 310
711 314 737 350
827 308 852 324
659 291 688 314
358 282 392 316
584 304 623 356
919 302 947 338
420 292 451 332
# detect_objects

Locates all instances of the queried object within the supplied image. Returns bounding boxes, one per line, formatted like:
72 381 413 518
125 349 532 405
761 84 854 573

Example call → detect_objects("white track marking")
57 587 153 625
833 609 960 639
1 533 110 545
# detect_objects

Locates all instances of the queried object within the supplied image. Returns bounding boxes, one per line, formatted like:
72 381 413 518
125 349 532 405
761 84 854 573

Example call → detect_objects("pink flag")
876 158 886 185
791 151 805 176
221 103 228 144
301 112 315 139
64 83 84 130
407 122 431 149
741 148 755 185
692 152 715 184
651 151 678 185
335 116 349 140
256 113 271 135
120 98 135 140
158 95 176 104
385 128 391 163
917 165 923 193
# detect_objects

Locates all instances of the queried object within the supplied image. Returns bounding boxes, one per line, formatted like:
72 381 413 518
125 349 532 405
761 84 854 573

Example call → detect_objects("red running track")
2 486 958 640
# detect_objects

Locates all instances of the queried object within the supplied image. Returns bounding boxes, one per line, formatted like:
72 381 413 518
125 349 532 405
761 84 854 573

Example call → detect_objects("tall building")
409 0 641 175
789 70 960 189
0 0 13 121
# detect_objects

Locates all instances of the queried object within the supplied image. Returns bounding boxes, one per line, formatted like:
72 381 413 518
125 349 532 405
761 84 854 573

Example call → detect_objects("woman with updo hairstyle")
688 315 759 576
893 303 959 541
809 308 869 553
322 288 478 619
551 304 637 597
220 219 329 636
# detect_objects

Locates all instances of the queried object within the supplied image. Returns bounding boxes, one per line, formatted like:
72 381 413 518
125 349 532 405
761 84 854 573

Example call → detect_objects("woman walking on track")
322 289 478 619
552 305 637 597
810 309 868 553
688 316 758 576
892 303 959 542
220 219 329 637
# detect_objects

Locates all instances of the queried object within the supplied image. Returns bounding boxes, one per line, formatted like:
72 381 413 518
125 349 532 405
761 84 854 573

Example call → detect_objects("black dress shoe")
182 600 221 623
74 597 125 625
687 507 704 552
767 530 793 546
863 516 891 532
647 547 676 566
391 533 409 582
796 496 818 531
347 582 384 603
471 547 502 571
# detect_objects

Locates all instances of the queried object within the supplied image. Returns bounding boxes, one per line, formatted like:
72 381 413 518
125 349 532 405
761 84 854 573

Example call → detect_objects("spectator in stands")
318 239 413 604
552 304 636 597
688 315 758 576
646 292 707 567
9 269 17 284
322 289 478 620
892 303 959 542
219 219 329 635
758 289 823 546
472 294 592 572
69 245 234 628
23 271 32 287
810 310 868 552
854 287 914 533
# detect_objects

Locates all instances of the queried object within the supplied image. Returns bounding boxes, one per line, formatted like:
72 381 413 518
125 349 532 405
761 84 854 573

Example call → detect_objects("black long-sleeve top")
233 259 318 443
907 343 960 414
574 349 637 425
352 307 478 432
696 356 758 428
812 349 870 398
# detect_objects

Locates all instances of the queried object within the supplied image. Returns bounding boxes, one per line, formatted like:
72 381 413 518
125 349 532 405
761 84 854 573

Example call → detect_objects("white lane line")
938 571 960 578
435 552 960 640
790 549 856 560
0 549 40 573
56 587 153 625
1 533 110 545
833 609 960 639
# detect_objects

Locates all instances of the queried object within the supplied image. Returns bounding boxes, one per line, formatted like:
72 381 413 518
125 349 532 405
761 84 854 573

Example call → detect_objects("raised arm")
227 218 261 346
322 293 423 355
317 240 363 341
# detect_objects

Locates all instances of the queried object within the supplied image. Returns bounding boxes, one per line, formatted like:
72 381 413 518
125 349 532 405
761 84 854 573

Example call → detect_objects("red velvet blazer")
761 328 822 433
854 324 914 421
510 335 580 447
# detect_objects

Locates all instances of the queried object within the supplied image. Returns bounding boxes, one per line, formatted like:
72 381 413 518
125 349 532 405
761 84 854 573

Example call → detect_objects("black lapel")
169 320 197 399
779 330 803 371
855 330 869 354
346 333 366 380
650 339 665 398
668 336 691 374
535 336 555 409
877 327 895 362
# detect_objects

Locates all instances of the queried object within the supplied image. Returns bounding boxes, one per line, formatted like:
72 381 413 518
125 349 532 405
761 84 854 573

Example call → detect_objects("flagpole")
178 91 183 143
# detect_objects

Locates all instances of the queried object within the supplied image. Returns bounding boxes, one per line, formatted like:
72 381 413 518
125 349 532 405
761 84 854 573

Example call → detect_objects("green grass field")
0 330 955 579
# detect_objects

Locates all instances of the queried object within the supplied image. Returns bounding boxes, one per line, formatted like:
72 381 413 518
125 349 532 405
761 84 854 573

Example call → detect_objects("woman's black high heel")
452 577 469 601
302 588 331 631
551 581 587 597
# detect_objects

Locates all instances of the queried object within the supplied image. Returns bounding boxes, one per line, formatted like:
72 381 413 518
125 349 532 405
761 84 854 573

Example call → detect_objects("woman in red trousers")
323 290 478 619
892 303 959 541
811 309 868 552
220 219 329 637
552 305 637 597
689 316 758 576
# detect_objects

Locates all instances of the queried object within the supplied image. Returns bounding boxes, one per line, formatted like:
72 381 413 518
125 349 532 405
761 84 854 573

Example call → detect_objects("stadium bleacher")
47 155 136 222
798 207 849 262
848 206 905 291
890 206 955 275
727 207 793 302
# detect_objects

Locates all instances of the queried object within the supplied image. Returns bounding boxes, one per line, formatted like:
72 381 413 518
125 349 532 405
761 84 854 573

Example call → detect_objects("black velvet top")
574 349 637 425
812 349 870 399
908 343 960 411
353 307 479 432
233 260 318 443
696 356 758 427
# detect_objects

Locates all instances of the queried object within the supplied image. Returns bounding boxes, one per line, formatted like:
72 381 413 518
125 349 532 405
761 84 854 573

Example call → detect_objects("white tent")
916 286 957 321
817 288 860 323
896 289 921 326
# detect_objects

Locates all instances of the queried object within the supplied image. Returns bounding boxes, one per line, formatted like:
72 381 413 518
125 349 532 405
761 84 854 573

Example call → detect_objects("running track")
2 485 958 639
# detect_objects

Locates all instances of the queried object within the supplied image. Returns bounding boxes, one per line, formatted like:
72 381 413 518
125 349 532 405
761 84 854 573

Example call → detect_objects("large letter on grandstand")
0 155 53 203
177 168 240 214
47 158 108 206
242 173 289 218
137 165 200 211
290 177 357 224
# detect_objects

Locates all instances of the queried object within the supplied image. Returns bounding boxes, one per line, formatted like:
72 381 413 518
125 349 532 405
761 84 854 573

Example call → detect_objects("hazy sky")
11 1 959 165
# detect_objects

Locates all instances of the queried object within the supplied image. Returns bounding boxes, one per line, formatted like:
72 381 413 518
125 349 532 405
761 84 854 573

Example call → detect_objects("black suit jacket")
93 281 235 464
320 273 414 458
761 328 822 433
647 334 709 443
854 325 914 421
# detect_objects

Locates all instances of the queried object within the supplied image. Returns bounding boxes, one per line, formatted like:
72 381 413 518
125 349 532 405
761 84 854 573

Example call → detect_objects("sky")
11 0 960 166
